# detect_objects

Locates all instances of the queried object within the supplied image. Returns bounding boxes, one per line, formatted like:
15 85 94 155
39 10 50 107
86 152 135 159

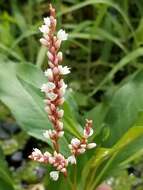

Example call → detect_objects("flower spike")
29 4 96 181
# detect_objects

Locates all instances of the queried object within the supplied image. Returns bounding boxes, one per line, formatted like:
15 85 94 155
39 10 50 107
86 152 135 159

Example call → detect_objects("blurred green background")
1 0 143 189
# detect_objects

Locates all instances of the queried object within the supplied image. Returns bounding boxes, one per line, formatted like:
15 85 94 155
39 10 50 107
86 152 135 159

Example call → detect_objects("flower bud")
87 143 96 149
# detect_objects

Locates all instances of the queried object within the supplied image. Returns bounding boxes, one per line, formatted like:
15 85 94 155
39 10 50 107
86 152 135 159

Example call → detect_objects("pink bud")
54 57 59 65
61 168 66 173
57 165 63 170
55 39 61 49
39 157 45 162
57 98 65 105
50 46 56 54
53 67 59 75
57 121 63 130
50 103 56 111
57 52 63 62
47 51 54 61
45 106 52 114
48 115 55 122
48 61 54 68
40 38 49 46
44 99 51 104
57 109 64 118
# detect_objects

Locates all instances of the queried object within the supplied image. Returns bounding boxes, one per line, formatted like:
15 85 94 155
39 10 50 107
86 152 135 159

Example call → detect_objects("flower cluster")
29 4 96 181
39 4 70 152
69 120 96 159
29 149 68 180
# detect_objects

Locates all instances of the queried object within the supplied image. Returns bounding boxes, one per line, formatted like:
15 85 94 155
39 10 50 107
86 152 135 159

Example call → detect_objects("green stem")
74 165 77 190
90 152 118 190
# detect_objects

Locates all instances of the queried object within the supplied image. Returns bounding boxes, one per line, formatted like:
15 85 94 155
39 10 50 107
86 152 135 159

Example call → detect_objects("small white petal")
87 143 96 149
71 138 80 146
57 29 68 41
41 82 55 93
43 130 50 139
47 92 57 101
39 25 49 34
50 171 59 181
43 17 51 26
68 155 76 164
58 65 70 75
44 69 53 80
58 131 64 137
33 148 42 155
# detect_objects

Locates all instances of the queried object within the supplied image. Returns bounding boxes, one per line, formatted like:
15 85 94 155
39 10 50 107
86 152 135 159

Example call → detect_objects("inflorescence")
29 4 96 181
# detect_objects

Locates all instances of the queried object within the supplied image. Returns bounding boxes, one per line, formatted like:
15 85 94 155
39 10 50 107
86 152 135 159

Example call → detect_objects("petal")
50 171 59 181
57 29 68 41
87 143 97 149
68 155 76 164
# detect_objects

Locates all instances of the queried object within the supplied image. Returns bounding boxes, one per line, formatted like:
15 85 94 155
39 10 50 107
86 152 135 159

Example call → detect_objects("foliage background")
1 0 143 189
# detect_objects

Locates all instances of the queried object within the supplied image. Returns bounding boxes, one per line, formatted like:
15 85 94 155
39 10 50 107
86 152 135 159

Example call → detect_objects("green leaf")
0 147 15 190
104 69 143 146
83 113 143 189
0 61 81 155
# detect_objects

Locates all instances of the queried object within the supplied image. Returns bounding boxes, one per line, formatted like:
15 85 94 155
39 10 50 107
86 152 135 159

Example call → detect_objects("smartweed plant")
29 4 96 181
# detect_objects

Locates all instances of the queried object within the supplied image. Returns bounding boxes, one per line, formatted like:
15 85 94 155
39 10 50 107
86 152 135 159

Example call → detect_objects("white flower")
84 128 93 138
68 155 76 164
43 17 51 26
50 171 59 181
58 65 70 75
87 143 96 149
57 29 68 41
71 138 80 147
44 69 53 80
32 148 42 156
39 24 49 34
47 92 57 101
41 82 55 93
58 131 64 137
43 130 50 139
